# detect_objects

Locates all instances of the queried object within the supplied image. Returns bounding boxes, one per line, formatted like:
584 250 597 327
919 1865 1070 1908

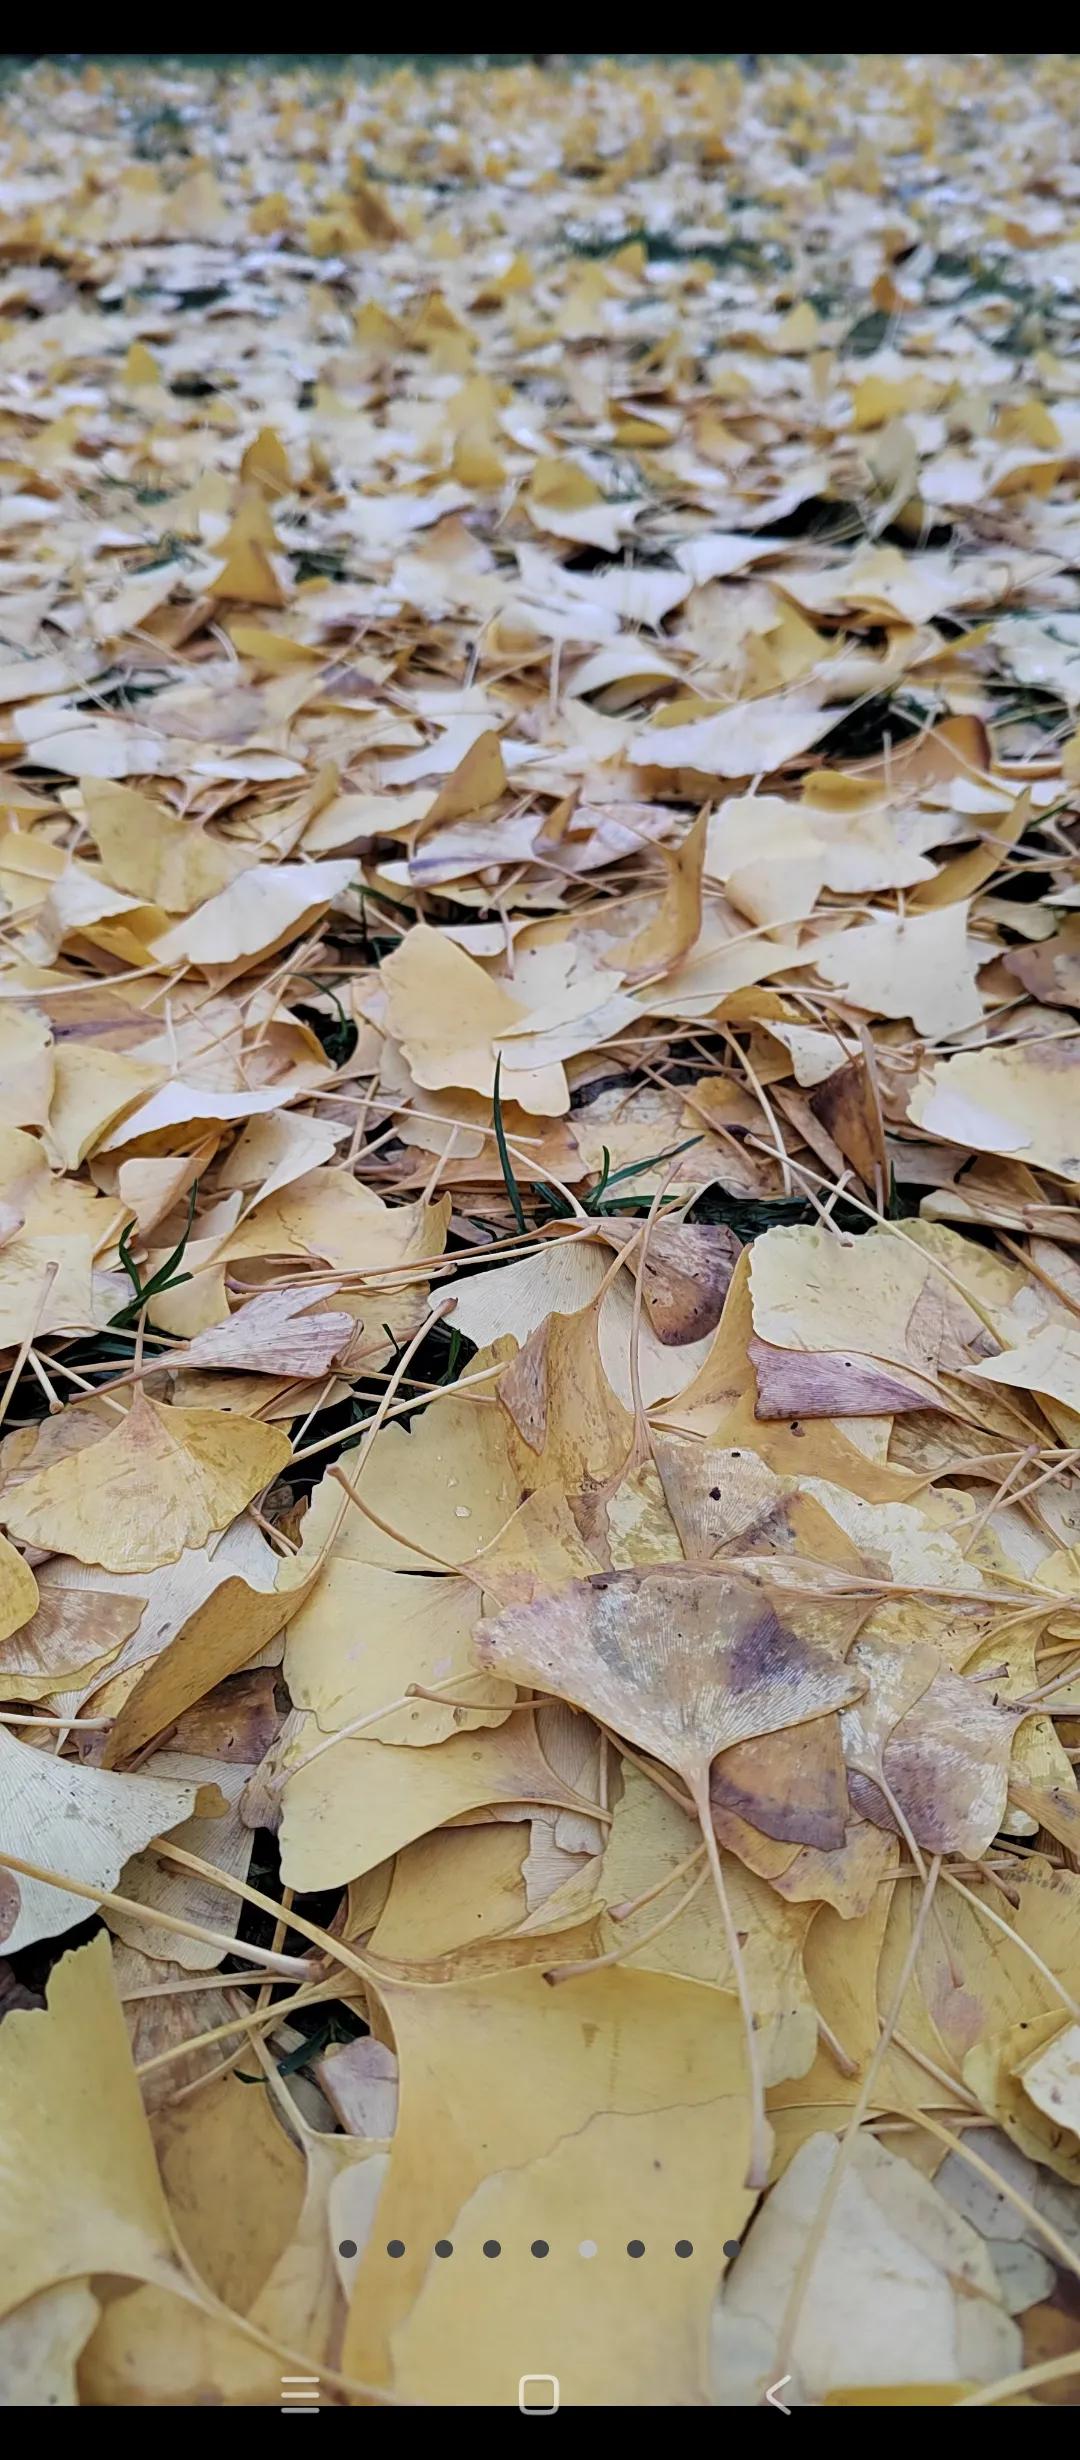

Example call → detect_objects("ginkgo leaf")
1003 917 1080 1007
182 1287 354 1377
963 2014 1080 2186
712 2131 1018 2404
109 1753 255 1969
371 1825 530 1962
214 1173 449 1275
711 1718 851 1853
476 1569 867 1786
963 1323 1080 1415
909 1041 1080 1182
0 1002 53 1129
606 808 708 985
0 1727 199 1952
749 1224 990 1376
811 905 984 1039
278 1714 603 1892
152 2069 305 2311
634 692 837 778
299 1383 519 1575
45 1046 165 1170
382 922 567 1112
285 1560 512 1746
390 2103 747 2408
0 1572 139 1702
477 1567 866 2182
495 1302 633 1517
0 2280 100 2407
1 1389 291 1572
79 780 252 912
0 1935 184 2318
148 861 357 971
0 1529 38 1647
101 1546 314 1767
341 1959 756 2391
593 1219 741 1344
595 1762 820 2083
848 1657 1030 1859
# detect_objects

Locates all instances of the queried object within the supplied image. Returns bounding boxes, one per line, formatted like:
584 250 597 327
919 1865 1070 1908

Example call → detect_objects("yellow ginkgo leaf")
79 780 253 912
0 1527 38 1646
240 425 291 495
298 1381 519 1574
278 1714 602 1893
207 538 287 607
1 1388 291 1573
45 1045 165 1170
381 923 567 1112
0 1935 186 2319
0 1002 53 1128
148 860 357 972
0 2280 100 2406
391 2102 748 2407
284 1561 513 1746
343 1959 756 2393
0 1729 201 1952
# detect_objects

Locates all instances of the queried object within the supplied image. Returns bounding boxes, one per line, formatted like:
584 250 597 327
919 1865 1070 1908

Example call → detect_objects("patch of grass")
566 224 791 276
492 1053 527 1235
843 308 893 357
109 1180 199 1330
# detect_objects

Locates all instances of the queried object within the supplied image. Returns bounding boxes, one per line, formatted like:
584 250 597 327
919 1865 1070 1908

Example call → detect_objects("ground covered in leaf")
6 47 1080 2409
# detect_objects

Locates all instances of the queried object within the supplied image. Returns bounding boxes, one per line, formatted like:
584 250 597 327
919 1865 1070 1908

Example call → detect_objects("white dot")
454 1506 471 1519
578 2239 598 2259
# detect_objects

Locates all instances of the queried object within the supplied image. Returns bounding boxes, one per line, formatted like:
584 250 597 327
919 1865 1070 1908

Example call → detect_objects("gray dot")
435 2240 453 2258
531 2239 549 2258
675 2240 693 2258
723 2239 740 2260
338 2239 357 2259
627 2239 645 2258
483 2239 501 2258
386 2239 405 2258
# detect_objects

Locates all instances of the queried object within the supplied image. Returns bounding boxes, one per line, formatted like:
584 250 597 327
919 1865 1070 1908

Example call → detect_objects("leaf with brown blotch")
1003 919 1080 1008
593 1219 742 1346
496 1301 634 1527
749 1339 948 1420
710 1716 850 1853
477 1566 866 2184
846 1648 1032 1859
476 1572 867 1783
809 1050 888 1191
841 1635 943 1813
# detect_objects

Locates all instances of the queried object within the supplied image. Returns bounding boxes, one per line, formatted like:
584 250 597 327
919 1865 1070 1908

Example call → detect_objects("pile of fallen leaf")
9 47 1080 2409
